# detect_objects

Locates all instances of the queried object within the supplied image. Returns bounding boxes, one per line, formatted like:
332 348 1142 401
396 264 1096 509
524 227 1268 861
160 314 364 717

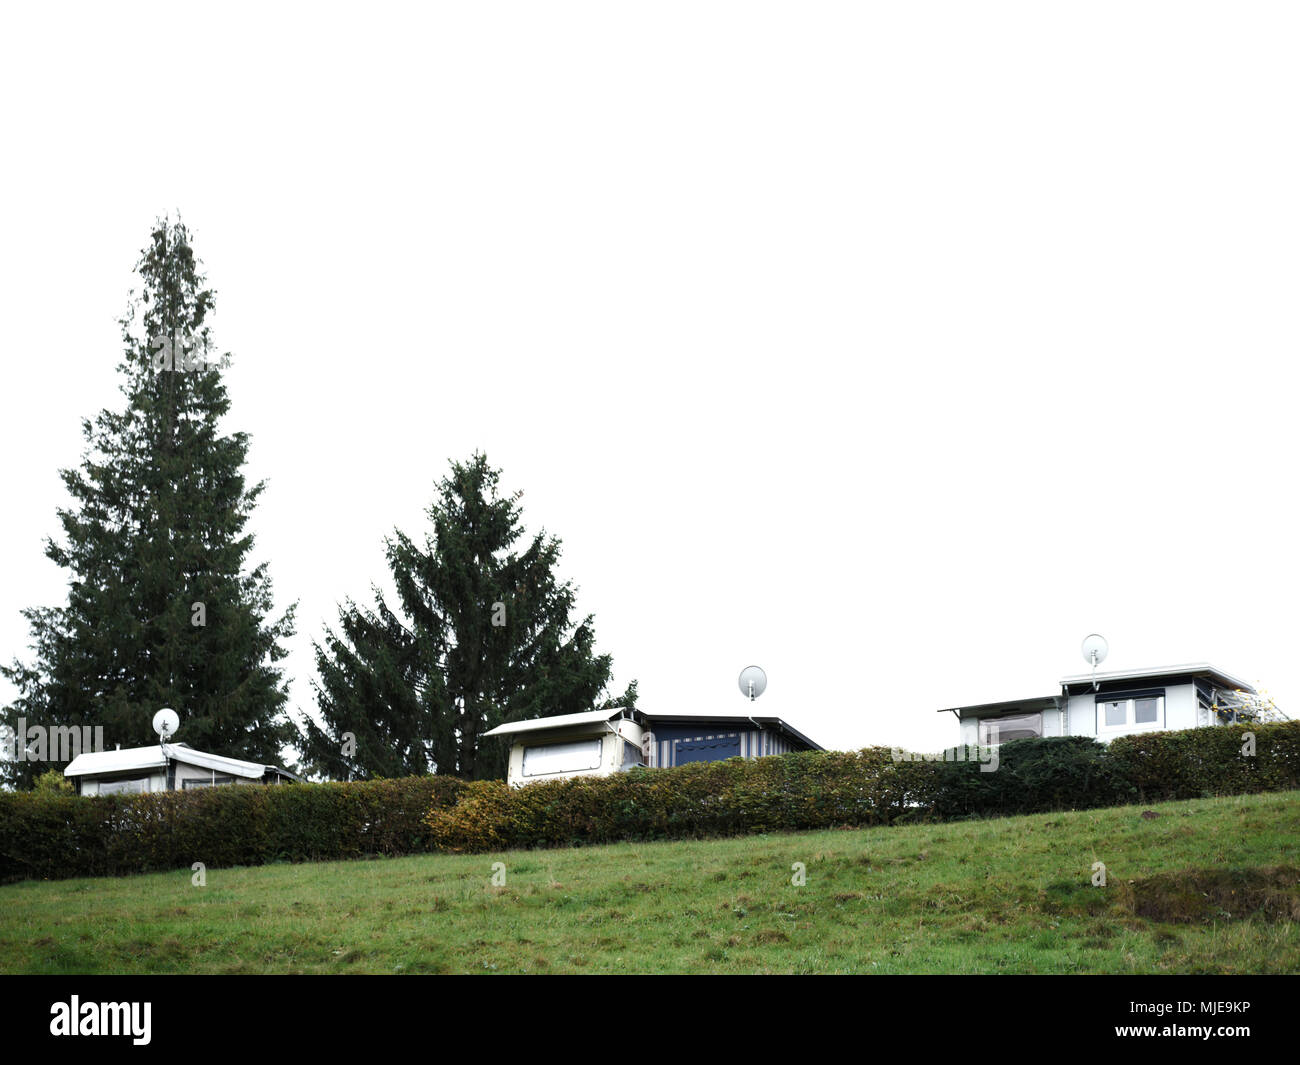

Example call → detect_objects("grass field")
2 790 1298 974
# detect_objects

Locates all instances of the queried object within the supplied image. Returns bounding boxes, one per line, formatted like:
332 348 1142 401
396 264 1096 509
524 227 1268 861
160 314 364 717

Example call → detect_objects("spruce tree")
299 453 634 781
1 219 295 788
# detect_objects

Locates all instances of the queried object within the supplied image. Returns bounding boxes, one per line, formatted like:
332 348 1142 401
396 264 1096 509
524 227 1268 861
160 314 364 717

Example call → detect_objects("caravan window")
978 713 1042 745
522 738 603 777
98 777 150 795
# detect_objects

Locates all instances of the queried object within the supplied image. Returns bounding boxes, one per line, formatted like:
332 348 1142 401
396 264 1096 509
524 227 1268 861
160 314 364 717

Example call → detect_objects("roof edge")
1059 663 1255 694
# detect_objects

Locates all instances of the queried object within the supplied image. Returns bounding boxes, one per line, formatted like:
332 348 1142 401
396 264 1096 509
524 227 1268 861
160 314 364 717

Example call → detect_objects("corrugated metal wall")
645 725 793 768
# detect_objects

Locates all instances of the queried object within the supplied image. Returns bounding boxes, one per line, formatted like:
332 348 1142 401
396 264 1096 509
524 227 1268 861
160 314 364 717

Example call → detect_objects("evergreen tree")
299 454 634 781
1 219 295 788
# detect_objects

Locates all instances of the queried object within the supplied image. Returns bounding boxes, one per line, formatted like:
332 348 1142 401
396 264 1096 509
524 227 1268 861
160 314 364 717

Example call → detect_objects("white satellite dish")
152 707 180 742
1081 634 1108 668
738 666 767 701
1081 634 1108 691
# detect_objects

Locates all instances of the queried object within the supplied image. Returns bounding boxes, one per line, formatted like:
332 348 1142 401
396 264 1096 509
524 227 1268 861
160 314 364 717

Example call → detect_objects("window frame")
620 736 648 769
97 776 151 795
978 712 1043 746
521 736 605 778
1095 690 1166 735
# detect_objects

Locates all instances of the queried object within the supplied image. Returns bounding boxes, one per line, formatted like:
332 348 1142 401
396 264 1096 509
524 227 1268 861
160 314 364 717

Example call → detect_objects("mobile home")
939 663 1264 746
64 742 298 795
483 707 821 787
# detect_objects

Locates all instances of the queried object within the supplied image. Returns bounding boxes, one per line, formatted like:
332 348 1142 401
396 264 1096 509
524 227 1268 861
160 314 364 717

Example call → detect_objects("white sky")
1 3 1297 761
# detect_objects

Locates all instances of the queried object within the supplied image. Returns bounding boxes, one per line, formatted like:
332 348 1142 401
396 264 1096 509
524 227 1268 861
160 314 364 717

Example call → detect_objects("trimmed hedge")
4 722 1299 880
0 775 466 884
427 722 1300 854
425 748 939 853
1107 721 1300 803
928 735 1134 818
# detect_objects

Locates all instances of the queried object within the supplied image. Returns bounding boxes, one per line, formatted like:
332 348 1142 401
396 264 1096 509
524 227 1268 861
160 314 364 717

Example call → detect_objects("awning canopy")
937 695 1060 720
482 708 640 738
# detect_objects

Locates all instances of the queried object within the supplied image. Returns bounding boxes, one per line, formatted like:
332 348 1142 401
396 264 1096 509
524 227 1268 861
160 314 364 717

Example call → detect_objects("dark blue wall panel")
673 733 742 764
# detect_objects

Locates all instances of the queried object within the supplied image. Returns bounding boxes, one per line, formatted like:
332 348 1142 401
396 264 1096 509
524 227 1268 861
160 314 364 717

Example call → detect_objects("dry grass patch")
1119 865 1300 924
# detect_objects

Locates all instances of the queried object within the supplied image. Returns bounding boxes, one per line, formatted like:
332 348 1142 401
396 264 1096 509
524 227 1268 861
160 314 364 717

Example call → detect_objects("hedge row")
0 774 467 883
1107 721 1300 802
426 748 937 853
426 722 1300 853
4 722 1298 880
924 734 1133 818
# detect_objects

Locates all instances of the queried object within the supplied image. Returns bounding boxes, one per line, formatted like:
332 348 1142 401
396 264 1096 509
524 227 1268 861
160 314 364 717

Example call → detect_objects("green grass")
2 790 1298 974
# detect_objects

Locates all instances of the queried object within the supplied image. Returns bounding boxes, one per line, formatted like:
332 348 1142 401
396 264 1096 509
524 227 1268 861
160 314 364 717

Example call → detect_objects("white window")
978 713 1042 745
522 738 603 777
1096 694 1164 733
98 777 151 795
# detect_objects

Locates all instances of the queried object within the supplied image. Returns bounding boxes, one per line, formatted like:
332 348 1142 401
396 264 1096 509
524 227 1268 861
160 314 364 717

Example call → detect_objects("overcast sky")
2 3 1296 760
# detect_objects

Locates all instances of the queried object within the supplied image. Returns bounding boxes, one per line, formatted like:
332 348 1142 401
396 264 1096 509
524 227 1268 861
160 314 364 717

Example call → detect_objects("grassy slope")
1 790 1297 974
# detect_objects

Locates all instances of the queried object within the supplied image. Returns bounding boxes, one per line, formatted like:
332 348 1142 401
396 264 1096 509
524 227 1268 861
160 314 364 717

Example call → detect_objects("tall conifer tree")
1 219 295 787
299 454 634 781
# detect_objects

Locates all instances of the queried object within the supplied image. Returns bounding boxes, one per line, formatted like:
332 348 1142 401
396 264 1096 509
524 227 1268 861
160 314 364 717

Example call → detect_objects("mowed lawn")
2 790 1298 974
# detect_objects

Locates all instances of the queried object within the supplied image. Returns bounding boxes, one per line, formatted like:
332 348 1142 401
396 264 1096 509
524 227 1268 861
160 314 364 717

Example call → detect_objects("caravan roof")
64 742 298 781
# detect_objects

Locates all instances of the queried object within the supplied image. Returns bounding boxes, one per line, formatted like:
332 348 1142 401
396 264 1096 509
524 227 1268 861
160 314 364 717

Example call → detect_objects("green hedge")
426 748 941 853
5 722 1299 880
427 722 1300 853
1107 721 1300 803
0 775 467 883
927 735 1134 818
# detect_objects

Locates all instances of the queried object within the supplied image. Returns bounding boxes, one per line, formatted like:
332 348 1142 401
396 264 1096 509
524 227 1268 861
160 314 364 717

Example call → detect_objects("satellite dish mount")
1080 635 1109 692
